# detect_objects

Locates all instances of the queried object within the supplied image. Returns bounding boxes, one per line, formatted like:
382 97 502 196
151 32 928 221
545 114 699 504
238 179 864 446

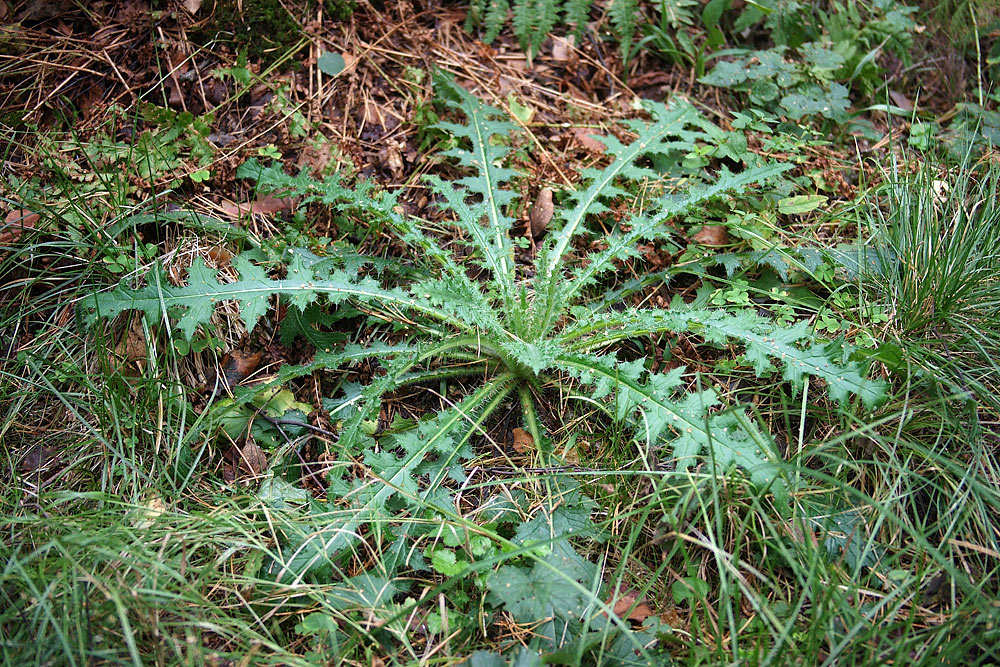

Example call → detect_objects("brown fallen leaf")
572 127 606 154
692 225 729 247
116 317 147 364
221 349 264 386
206 246 233 267
551 35 575 61
240 440 268 477
1 207 40 244
206 79 228 106
218 196 296 220
528 188 554 239
512 427 534 454
629 71 673 89
888 90 913 111
658 607 683 629
18 444 57 475
559 439 581 465
378 145 404 180
607 585 657 623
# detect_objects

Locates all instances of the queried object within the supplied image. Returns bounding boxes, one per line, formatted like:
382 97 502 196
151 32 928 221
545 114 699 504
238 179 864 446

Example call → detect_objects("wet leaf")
240 441 268 476
607 585 657 622
220 349 263 387
317 51 346 77
512 427 534 453
692 225 729 246
528 188 553 239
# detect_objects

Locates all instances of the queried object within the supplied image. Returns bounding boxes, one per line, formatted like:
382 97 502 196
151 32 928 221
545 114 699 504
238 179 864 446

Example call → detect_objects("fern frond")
483 0 511 43
563 0 593 37
608 0 640 62
660 0 697 29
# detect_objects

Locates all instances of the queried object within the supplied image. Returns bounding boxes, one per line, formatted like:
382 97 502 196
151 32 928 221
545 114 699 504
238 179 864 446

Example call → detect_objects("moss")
191 0 354 67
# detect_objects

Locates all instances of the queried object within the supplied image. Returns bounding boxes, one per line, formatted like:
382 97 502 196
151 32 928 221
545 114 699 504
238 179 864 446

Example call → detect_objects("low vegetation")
2 0 999 664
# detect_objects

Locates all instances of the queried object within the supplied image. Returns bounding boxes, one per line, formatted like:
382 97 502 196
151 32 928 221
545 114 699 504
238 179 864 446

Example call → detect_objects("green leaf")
778 194 828 214
268 377 517 581
317 51 346 77
258 476 311 508
558 353 786 497
325 574 399 611
507 92 534 123
79 254 457 341
672 577 710 603
486 542 598 624
542 630 615 665
429 547 468 576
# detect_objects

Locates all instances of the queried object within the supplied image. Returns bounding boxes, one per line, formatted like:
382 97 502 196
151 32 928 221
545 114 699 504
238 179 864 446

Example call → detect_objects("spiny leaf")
269 377 517 582
562 308 886 409
487 541 599 623
558 354 786 497
430 75 521 302
80 255 463 341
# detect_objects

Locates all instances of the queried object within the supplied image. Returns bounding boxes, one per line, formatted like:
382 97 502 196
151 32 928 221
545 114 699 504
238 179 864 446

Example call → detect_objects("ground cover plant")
2 0 1000 665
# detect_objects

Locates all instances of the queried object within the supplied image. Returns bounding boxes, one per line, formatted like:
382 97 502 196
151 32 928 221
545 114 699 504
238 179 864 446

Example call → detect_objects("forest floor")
2 0 1000 665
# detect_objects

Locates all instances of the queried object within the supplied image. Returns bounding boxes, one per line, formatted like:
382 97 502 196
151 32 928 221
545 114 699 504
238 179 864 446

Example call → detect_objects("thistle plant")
81 78 885 583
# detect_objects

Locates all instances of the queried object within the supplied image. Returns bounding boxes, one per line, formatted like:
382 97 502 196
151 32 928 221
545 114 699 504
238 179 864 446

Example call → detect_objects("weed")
75 76 892 659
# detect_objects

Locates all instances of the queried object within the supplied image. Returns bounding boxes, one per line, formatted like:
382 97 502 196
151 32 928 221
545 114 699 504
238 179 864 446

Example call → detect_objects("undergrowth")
3 11 1000 664
59 76 906 663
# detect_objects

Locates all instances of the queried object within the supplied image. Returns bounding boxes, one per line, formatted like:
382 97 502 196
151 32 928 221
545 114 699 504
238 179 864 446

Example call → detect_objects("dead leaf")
167 264 185 286
559 440 580 465
932 179 949 203
220 349 264 388
528 188 554 239
692 225 729 247
552 35 575 61
378 145 404 180
206 246 233 267
134 494 166 529
298 141 331 174
115 317 147 364
165 80 184 108
341 52 358 73
18 444 57 475
240 441 268 477
206 79 228 106
889 90 913 111
218 196 296 219
658 607 683 629
1 207 40 244
512 427 534 454
607 585 656 622
572 127 606 154
182 0 203 13
629 71 673 89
